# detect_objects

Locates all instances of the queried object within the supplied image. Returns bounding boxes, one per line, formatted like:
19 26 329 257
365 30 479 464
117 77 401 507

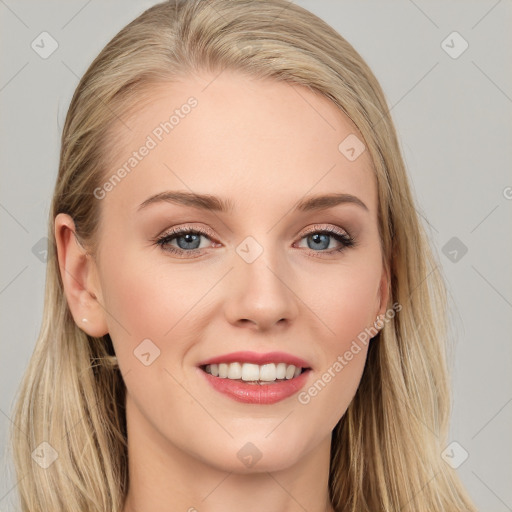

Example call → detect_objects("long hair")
9 1 477 510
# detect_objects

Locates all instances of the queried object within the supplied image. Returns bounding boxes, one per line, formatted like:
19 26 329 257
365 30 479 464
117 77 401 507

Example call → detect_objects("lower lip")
199 368 311 404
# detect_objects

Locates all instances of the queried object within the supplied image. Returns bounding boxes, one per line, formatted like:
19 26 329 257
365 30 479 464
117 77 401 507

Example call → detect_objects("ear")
54 213 109 337
376 265 391 318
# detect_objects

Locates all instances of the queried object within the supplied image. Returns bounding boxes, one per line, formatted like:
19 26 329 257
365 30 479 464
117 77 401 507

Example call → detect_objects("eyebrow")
137 191 368 213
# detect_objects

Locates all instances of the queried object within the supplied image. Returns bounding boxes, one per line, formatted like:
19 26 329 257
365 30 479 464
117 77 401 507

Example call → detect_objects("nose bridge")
224 232 298 329
236 232 287 293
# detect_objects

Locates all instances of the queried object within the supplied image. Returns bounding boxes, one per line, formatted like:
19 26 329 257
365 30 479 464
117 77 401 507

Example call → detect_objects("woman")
10 0 478 510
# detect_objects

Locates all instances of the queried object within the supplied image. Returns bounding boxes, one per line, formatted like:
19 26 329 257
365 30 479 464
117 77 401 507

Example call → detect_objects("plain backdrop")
1 1 511 510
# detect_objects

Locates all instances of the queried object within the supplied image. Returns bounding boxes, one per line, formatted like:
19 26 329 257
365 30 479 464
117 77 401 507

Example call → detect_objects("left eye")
159 230 210 251
155 226 355 257
296 230 353 251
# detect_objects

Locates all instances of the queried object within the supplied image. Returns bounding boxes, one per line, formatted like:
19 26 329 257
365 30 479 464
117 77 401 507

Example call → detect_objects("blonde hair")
10 1 477 510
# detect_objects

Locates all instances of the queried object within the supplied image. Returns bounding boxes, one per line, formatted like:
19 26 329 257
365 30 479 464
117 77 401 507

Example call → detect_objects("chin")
197 432 312 474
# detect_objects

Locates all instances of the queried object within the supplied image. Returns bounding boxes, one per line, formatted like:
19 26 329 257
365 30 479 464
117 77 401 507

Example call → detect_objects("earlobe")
54 213 109 338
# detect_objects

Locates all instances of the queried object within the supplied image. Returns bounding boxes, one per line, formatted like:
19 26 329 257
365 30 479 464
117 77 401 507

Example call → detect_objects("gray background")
1 0 511 510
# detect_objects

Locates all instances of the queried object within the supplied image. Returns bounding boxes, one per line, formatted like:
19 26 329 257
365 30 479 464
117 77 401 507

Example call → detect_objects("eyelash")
154 224 356 259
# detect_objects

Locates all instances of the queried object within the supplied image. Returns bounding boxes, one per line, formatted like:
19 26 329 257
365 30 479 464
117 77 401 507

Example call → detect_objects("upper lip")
198 351 312 369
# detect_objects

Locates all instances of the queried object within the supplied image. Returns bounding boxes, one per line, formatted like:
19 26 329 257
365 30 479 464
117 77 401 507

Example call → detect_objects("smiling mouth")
200 362 311 384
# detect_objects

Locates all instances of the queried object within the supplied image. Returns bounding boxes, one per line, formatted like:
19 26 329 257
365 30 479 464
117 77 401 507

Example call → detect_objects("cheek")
308 254 382 345
97 248 210 363
295 254 380 423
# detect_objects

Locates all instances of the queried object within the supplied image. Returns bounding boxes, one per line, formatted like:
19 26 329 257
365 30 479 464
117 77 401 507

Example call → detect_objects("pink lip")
198 367 311 404
197 351 312 369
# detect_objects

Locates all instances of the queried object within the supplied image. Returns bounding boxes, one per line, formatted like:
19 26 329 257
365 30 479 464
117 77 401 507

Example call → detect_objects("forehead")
100 71 377 217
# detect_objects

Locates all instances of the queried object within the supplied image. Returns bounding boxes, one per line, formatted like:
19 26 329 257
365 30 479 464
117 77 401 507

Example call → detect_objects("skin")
55 70 389 512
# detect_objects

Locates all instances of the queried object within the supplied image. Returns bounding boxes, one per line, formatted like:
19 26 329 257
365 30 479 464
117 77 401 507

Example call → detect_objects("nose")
223 243 299 332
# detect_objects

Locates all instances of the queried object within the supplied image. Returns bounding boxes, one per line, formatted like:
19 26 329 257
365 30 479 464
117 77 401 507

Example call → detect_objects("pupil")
310 233 329 250
178 233 200 249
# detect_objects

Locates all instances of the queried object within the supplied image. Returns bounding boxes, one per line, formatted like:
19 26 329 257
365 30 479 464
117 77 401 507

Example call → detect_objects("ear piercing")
374 314 385 330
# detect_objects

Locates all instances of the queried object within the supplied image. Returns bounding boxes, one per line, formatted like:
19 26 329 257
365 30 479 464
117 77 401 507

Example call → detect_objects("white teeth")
285 364 296 379
241 363 260 381
204 362 304 382
227 362 242 379
218 363 228 378
276 362 287 379
259 363 276 381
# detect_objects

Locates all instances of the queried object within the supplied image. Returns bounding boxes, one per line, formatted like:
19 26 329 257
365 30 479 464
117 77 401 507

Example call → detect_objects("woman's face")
71 71 388 472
